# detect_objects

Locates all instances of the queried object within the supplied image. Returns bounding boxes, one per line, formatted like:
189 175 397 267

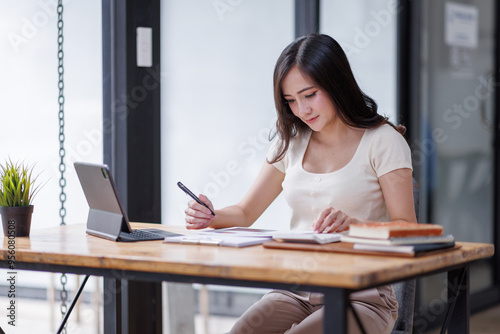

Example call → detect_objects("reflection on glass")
415 0 495 314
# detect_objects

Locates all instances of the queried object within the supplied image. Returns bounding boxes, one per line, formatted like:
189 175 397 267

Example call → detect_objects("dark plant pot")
0 205 34 237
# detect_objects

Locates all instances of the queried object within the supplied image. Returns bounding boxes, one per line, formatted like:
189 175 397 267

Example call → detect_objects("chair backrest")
391 179 419 334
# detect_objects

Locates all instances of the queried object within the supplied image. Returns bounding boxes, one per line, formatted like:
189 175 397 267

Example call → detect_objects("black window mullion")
295 0 320 38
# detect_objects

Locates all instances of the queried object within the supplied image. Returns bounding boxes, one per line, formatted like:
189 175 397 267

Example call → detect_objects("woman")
184 34 416 334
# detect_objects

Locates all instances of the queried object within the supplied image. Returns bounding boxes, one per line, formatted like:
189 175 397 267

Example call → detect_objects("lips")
305 116 319 123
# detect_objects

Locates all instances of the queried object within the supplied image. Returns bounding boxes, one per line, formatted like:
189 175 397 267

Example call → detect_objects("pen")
177 182 216 216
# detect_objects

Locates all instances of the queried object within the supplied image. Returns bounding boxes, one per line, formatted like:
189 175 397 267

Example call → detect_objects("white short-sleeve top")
267 124 413 231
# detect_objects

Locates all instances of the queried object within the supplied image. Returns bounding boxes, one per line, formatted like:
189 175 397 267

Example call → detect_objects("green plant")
0 160 40 207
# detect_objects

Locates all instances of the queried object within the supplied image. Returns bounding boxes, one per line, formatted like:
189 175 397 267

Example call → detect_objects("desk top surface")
0 223 494 289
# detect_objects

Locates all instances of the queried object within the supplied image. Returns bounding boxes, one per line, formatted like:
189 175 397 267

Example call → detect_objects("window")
0 1 102 332
320 0 398 122
161 0 294 230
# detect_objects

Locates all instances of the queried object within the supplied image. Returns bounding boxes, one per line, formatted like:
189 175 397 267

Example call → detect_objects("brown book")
348 222 443 239
262 240 460 258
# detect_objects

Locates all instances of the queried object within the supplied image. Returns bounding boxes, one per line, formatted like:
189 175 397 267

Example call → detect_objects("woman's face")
281 66 338 133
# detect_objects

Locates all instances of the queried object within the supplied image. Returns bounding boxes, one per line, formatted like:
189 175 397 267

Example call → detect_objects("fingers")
312 209 330 230
313 207 342 232
185 215 211 230
313 207 352 233
198 194 215 214
316 209 343 233
184 195 215 230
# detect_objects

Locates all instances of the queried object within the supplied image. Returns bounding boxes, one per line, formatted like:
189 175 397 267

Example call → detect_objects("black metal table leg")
448 265 470 334
57 275 90 334
440 265 470 334
323 287 349 333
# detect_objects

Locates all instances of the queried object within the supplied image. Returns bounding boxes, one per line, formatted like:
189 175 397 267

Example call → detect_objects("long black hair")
270 33 402 163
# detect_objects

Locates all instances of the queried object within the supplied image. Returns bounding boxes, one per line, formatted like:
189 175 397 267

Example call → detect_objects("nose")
297 101 311 117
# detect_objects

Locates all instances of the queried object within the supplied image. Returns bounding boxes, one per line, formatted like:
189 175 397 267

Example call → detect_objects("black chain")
57 1 68 332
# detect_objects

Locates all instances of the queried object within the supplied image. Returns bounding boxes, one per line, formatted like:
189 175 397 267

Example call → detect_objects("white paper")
136 27 153 67
272 231 343 244
163 234 271 247
200 227 276 238
445 2 478 49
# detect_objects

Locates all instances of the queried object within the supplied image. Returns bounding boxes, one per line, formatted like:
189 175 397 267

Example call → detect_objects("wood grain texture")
0 223 494 289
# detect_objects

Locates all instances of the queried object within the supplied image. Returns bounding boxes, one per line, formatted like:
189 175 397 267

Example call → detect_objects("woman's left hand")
312 207 357 233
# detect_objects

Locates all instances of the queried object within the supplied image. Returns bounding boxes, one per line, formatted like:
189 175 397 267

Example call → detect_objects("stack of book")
341 222 455 255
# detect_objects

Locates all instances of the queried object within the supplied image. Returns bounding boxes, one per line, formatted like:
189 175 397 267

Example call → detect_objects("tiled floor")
426 304 500 334
467 304 500 334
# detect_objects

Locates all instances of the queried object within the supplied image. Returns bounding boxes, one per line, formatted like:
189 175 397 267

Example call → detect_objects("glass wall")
412 1 496 327
0 1 102 332
320 0 398 122
161 0 294 230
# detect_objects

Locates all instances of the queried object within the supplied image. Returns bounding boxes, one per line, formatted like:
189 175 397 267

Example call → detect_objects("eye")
305 91 316 98
284 99 295 105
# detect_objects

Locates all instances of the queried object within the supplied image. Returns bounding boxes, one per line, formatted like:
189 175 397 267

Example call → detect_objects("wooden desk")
0 223 494 333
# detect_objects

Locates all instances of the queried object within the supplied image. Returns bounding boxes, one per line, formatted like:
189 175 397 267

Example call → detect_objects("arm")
185 161 285 230
378 167 417 223
313 168 417 233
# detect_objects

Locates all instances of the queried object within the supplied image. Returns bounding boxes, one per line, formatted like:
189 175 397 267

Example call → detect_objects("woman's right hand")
184 194 216 230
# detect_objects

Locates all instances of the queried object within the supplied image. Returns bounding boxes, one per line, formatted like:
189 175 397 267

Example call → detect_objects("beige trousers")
229 285 398 334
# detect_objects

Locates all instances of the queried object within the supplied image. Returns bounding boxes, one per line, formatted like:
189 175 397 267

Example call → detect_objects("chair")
391 279 416 334
391 179 419 334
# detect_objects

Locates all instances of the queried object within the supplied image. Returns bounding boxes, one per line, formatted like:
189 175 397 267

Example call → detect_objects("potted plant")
0 160 40 237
